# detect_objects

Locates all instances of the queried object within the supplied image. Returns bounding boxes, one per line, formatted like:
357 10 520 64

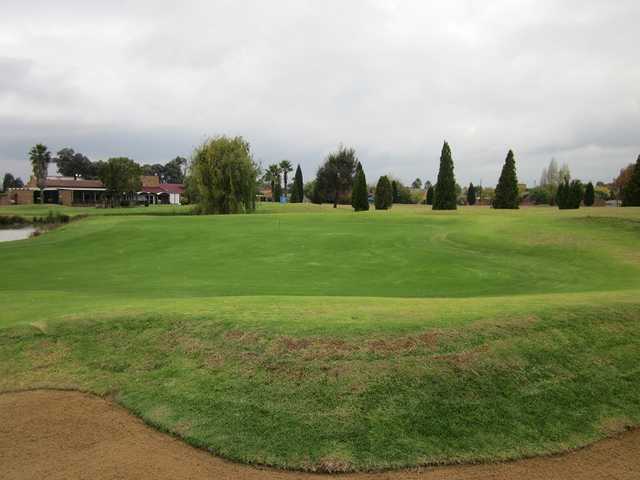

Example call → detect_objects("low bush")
32 211 71 225
0 215 28 227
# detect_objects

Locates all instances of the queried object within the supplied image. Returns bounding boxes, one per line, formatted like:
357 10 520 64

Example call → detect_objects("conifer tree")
289 164 304 203
584 181 595 207
622 155 640 206
569 180 584 209
433 141 457 210
391 180 399 204
556 179 583 209
493 150 519 209
467 183 476 205
556 179 569 209
426 185 434 205
374 175 393 210
351 162 369 211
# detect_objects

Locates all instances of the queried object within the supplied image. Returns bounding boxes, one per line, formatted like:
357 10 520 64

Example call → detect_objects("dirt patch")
1 390 640 480
432 344 490 371
225 330 261 344
274 332 440 359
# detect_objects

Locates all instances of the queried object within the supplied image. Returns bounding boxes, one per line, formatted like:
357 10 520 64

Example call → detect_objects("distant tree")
411 178 422 189
55 148 92 179
433 141 457 210
559 163 571 183
467 182 476 205
314 146 357 208
528 186 551 205
279 160 293 196
2 173 15 192
540 158 560 187
426 185 434 205
163 156 186 183
622 155 640 206
304 181 320 204
539 158 566 206
569 180 584 209
584 182 595 206
141 163 165 179
191 136 258 214
387 178 413 204
493 150 520 209
14 177 24 188
374 175 393 210
391 180 399 203
29 144 51 204
289 164 304 203
181 174 200 205
556 180 567 209
84 160 101 179
264 164 282 202
98 157 142 207
351 162 369 211
557 179 583 209
474 184 482 201
273 178 283 203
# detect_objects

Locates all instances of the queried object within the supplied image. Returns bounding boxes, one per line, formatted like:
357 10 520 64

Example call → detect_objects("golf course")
1 204 640 473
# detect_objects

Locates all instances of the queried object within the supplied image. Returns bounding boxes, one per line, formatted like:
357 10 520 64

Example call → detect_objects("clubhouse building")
7 175 184 206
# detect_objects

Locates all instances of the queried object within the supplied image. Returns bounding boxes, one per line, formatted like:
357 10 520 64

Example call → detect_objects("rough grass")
0 205 639 471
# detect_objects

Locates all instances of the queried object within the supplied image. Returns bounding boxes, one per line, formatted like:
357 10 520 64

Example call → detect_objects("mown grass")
1 205 639 471
0 201 351 218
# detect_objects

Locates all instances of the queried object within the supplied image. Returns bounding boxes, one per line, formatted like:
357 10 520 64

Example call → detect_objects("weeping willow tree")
192 136 259 214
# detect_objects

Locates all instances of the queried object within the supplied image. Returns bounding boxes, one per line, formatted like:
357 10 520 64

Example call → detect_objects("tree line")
8 138 640 212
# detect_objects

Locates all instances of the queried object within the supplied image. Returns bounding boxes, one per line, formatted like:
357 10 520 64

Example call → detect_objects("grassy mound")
1 205 639 471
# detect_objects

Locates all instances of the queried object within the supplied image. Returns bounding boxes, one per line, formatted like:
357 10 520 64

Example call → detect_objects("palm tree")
279 160 293 197
29 144 51 204
264 164 282 202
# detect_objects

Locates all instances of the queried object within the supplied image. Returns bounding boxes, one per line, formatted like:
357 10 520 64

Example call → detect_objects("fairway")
2 205 639 326
1 204 640 471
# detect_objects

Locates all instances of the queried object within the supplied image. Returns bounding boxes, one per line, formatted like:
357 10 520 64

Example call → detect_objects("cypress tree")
391 180 399 204
622 155 640 206
467 182 476 205
289 164 304 203
493 150 519 209
584 181 595 207
426 185 434 205
569 180 584 209
558 179 583 209
374 175 393 210
351 162 369 211
433 141 457 210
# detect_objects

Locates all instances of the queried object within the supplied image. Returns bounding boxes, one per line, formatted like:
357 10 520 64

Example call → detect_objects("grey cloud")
0 0 638 186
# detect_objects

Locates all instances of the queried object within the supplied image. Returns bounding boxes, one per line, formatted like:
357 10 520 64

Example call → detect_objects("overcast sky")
1 0 639 186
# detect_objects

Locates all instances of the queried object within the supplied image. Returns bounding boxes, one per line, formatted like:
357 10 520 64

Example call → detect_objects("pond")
0 227 37 242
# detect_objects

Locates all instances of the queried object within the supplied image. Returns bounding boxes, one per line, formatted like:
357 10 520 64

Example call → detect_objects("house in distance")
7 175 184 206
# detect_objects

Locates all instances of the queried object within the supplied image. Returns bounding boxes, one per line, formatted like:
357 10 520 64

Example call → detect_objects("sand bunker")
1 390 639 480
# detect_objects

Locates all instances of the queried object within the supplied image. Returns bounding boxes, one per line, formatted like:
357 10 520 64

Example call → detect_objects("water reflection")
0 227 36 242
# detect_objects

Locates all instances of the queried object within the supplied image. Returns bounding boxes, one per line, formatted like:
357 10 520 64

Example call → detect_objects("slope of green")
1 206 639 471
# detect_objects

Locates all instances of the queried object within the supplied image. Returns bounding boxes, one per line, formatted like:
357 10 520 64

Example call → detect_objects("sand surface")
1 390 639 480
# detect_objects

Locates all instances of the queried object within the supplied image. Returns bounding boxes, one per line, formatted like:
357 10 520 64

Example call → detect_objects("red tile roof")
140 184 184 194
